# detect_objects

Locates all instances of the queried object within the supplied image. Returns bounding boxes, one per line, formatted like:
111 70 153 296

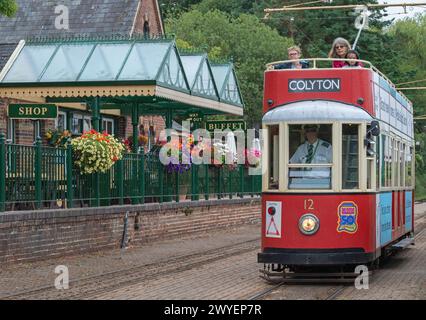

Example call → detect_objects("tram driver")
289 124 332 164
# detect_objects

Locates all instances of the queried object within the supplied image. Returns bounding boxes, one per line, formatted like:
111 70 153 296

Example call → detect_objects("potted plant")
45 129 71 147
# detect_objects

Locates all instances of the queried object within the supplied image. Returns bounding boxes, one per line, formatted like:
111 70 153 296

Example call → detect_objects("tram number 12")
304 199 314 210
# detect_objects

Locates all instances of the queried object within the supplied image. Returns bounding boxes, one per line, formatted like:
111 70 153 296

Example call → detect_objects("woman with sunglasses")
328 37 351 68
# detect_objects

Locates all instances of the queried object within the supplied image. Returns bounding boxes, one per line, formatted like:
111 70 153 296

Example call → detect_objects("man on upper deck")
274 46 310 70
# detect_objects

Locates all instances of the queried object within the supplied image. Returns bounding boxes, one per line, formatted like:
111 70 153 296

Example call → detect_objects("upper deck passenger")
343 50 364 68
274 46 310 70
328 37 351 68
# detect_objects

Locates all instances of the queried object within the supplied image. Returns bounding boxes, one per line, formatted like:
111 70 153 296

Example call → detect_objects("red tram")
258 58 415 280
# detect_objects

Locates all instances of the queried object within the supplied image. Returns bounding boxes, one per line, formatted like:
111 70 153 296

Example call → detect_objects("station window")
342 124 359 189
288 124 332 190
267 125 279 190
56 111 67 131
102 118 114 135
6 118 16 143
72 114 92 135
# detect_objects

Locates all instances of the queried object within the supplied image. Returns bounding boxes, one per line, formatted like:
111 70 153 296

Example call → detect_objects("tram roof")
0 37 244 116
262 100 373 123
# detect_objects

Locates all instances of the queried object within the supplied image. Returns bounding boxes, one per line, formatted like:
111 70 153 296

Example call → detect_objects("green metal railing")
0 135 262 212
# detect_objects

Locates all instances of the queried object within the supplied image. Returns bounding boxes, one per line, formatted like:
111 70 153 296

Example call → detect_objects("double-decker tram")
258 58 415 281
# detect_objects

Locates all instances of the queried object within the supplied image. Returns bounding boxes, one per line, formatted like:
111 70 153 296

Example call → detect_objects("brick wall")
0 198 261 265
133 0 164 36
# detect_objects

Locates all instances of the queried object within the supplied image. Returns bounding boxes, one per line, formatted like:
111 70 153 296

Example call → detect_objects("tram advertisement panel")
378 192 393 246
405 191 413 232
373 73 412 138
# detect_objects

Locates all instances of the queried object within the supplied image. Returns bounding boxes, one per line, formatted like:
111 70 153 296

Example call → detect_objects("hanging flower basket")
244 148 262 168
71 129 125 174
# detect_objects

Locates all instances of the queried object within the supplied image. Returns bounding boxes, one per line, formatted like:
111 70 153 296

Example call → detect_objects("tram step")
391 237 414 249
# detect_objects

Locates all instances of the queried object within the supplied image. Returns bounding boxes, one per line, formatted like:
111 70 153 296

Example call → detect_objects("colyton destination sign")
288 78 341 93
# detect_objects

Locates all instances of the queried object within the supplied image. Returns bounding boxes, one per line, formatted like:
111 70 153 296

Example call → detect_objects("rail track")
2 205 425 300
248 209 426 301
1 238 260 300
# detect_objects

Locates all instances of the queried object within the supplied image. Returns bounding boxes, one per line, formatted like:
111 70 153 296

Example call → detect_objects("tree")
166 10 293 125
0 0 18 17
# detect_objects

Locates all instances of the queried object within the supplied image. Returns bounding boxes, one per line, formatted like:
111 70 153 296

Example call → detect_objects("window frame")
262 120 381 194
341 123 362 192
55 110 67 131
102 117 115 135
285 122 335 192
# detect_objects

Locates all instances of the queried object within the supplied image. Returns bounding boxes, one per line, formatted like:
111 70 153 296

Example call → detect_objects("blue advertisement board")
405 191 413 232
379 193 393 246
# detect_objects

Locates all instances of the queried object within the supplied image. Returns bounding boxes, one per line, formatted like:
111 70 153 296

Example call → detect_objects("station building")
0 0 167 145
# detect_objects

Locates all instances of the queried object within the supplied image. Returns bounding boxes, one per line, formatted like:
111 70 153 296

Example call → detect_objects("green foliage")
194 0 254 17
0 0 18 17
165 1 426 197
167 10 293 125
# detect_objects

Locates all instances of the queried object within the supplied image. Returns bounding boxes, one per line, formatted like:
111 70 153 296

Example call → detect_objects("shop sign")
8 104 58 119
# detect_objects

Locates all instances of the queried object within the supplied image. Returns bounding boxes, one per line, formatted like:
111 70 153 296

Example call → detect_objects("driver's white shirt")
289 139 332 164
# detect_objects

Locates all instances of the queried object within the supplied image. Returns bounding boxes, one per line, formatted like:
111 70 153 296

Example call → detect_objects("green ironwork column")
217 167 222 199
131 103 139 204
91 97 100 207
35 136 42 209
117 159 124 205
66 140 74 208
0 134 5 212
239 165 244 198
228 169 232 199
132 103 139 153
139 147 145 204
91 97 100 131
204 164 209 201
191 165 197 201
175 172 180 203
165 109 173 202
66 111 73 132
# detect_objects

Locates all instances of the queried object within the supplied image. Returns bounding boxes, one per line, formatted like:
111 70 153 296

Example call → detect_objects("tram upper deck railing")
265 58 412 108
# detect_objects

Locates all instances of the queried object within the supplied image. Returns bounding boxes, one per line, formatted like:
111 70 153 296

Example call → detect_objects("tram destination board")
8 104 58 119
288 78 341 93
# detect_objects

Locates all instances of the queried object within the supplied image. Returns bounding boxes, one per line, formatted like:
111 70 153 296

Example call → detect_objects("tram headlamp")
299 214 319 235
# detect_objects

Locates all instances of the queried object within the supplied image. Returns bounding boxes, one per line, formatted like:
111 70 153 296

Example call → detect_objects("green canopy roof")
0 37 244 115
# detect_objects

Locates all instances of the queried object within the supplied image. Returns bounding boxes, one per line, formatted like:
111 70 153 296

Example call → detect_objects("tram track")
2 206 425 300
250 209 426 301
0 238 261 300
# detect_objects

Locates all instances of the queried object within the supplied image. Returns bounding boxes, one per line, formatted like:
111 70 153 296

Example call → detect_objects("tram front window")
288 124 332 189
342 124 359 189
267 124 279 190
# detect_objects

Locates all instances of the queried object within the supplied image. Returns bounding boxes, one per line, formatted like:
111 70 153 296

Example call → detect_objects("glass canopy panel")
223 71 242 105
193 60 216 97
79 43 132 81
41 44 94 82
180 55 203 87
2 45 57 82
118 42 170 80
158 48 187 90
211 65 230 93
